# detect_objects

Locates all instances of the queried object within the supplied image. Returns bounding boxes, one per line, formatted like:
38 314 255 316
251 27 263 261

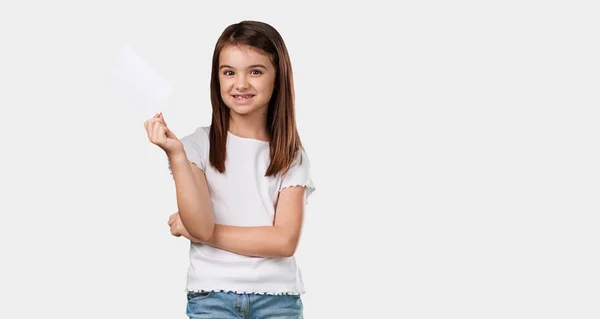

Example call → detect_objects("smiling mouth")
233 94 255 101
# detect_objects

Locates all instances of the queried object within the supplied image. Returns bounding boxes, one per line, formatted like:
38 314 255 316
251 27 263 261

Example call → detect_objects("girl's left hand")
168 212 202 243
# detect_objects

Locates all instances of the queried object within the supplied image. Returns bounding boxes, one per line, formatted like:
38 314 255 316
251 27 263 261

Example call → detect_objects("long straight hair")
208 20 302 177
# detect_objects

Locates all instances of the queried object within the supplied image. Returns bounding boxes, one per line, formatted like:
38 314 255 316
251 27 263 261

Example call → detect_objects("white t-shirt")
176 126 315 295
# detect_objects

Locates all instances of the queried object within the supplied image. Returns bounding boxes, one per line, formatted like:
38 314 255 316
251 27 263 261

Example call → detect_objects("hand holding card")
144 113 183 157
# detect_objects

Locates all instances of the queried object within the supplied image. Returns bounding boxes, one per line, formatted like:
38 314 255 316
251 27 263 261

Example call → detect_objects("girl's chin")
225 100 267 114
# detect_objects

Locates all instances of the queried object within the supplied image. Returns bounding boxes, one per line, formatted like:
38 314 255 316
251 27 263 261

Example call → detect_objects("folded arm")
205 186 307 258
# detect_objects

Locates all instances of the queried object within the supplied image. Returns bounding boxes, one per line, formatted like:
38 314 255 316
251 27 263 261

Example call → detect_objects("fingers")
156 114 172 138
154 113 167 126
152 121 165 142
144 113 161 128
144 119 151 140
169 215 180 236
144 113 178 146
170 224 182 237
144 118 162 139
144 119 168 144
167 211 196 243
163 124 176 139
168 212 182 237
168 212 178 226
144 113 167 132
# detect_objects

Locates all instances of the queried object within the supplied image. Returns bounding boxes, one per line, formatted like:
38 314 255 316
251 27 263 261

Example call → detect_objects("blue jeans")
186 291 303 319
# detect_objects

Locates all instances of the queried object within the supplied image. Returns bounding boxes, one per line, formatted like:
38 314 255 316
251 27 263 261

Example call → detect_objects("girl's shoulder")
179 125 211 171
180 125 210 145
186 125 210 138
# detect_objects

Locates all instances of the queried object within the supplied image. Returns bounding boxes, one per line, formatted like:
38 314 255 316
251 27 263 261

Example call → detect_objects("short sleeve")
169 126 209 174
279 148 316 203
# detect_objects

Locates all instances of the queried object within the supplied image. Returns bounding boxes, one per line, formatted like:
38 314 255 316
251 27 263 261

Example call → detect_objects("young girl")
144 20 315 318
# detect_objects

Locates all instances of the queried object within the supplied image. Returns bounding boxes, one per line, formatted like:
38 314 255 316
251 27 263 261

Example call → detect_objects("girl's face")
218 44 276 117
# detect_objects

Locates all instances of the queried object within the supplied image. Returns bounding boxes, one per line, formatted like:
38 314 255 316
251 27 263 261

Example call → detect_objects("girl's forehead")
220 44 272 65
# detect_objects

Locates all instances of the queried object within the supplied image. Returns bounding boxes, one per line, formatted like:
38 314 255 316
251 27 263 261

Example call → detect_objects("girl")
144 20 315 318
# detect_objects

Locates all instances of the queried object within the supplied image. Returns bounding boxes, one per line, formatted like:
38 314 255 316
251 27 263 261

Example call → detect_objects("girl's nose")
236 75 249 90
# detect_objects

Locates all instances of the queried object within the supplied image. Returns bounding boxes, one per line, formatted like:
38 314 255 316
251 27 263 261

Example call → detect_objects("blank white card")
109 44 173 119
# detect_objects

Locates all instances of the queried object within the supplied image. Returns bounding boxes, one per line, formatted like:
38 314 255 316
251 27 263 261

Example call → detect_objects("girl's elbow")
203 223 216 242
280 248 295 258
190 223 214 243
280 238 299 257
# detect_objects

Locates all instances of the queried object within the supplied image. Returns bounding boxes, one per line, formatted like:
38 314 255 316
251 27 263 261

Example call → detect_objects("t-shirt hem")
184 287 305 296
184 280 305 296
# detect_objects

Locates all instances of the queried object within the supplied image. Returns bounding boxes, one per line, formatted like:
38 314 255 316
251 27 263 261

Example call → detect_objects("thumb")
165 126 177 139
159 115 177 139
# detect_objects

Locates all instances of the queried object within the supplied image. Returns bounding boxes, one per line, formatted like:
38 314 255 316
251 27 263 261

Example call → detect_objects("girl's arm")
169 153 215 242
205 186 307 258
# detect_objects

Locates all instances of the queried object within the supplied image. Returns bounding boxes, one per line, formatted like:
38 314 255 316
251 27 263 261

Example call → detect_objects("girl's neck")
228 112 270 142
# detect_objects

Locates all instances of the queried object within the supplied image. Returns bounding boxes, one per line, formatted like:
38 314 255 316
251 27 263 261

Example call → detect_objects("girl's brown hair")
208 20 302 177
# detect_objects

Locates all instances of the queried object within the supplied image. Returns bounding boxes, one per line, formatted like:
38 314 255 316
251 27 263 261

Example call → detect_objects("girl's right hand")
168 212 202 244
144 113 184 157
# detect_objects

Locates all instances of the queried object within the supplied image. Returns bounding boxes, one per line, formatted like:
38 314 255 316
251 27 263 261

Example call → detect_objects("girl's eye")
250 69 262 75
224 70 234 76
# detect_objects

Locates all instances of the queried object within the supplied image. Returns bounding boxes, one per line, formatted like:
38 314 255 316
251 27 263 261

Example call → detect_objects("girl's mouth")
233 94 255 102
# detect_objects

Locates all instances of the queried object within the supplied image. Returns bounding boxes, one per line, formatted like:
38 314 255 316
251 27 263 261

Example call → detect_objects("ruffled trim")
279 183 316 198
185 288 303 296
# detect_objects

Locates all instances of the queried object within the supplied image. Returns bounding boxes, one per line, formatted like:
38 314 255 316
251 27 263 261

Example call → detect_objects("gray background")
1 0 598 318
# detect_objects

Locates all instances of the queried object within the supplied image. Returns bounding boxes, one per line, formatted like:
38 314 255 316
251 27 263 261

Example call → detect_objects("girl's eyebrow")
219 64 268 70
